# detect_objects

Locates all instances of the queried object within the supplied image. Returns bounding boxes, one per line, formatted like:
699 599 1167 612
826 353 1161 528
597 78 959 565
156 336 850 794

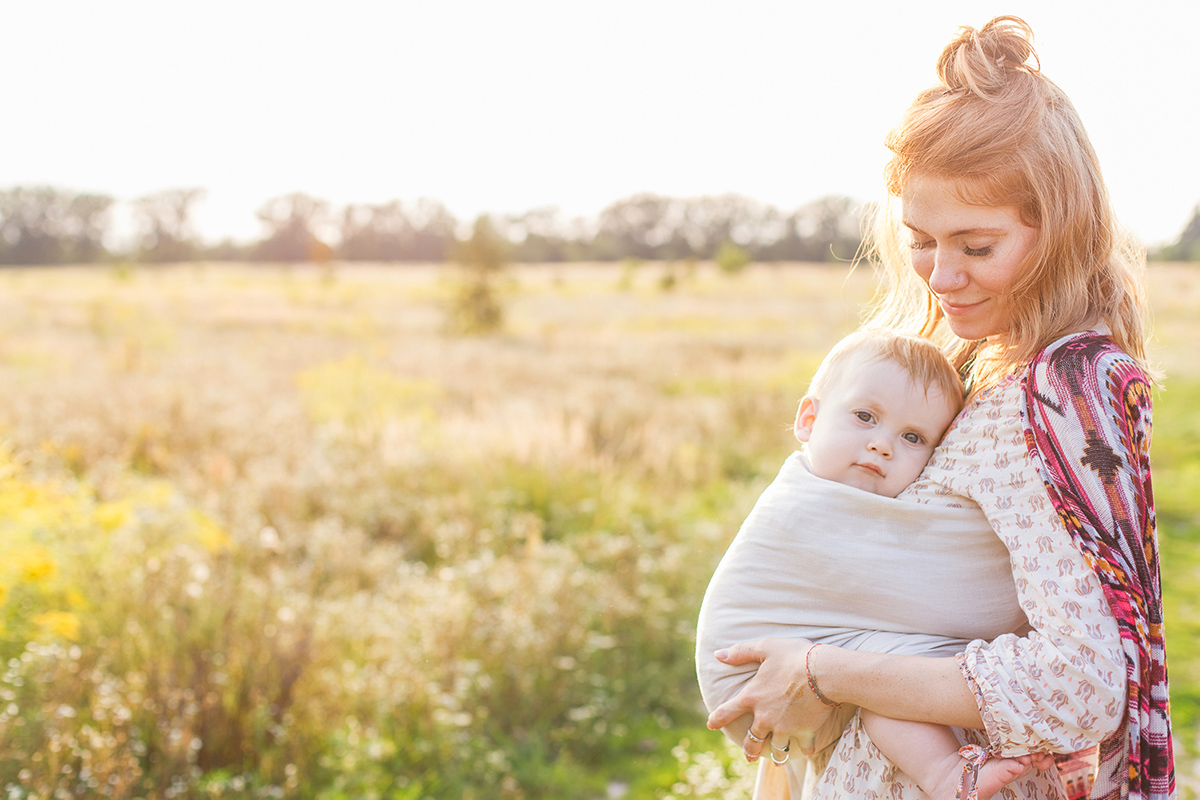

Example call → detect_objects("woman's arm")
813 646 982 728
705 638 982 759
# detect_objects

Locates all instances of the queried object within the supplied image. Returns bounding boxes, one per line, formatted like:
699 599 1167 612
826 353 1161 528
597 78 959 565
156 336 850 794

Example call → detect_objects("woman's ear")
794 396 818 442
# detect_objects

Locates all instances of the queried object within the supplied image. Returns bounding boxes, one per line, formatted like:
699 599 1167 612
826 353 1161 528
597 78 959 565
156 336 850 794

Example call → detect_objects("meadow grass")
0 261 1196 798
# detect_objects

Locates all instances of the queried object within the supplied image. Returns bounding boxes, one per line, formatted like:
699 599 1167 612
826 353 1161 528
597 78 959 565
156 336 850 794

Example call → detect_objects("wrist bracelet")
805 643 841 709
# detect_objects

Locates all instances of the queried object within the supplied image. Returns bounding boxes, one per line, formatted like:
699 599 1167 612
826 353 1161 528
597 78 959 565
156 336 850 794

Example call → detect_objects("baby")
696 330 1047 800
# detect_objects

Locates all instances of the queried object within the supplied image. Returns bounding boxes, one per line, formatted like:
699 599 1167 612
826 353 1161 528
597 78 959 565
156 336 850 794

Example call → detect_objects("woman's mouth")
938 298 987 317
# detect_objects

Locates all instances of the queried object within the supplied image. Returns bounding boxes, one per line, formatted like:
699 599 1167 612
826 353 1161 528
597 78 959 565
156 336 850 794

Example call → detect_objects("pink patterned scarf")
1022 332 1174 800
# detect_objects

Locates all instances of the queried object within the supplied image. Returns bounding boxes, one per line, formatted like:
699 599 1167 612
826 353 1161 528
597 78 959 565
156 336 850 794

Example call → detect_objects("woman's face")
902 173 1040 342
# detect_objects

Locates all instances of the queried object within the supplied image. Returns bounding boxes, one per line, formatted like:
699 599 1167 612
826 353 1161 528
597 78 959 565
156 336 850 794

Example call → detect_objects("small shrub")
714 241 750 274
659 262 678 291
447 215 508 334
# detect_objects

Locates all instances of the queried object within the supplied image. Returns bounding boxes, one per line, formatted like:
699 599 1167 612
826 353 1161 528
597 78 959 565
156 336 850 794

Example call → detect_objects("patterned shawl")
1022 332 1174 800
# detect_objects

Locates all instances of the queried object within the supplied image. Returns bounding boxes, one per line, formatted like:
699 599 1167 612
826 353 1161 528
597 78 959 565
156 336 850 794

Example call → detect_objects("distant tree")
339 201 408 261
253 193 331 263
1156 205 1200 262
681 194 781 260
501 207 583 263
405 198 457 261
587 192 856 263
758 195 866 262
202 237 249 262
811 195 866 261
756 208 811 261
0 187 67 264
338 198 456 262
447 215 507 334
65 193 114 263
592 194 676 261
0 186 113 264
132 188 206 262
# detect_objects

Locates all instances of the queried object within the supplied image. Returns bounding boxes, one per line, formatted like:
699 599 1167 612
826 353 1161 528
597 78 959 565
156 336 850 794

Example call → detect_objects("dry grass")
0 261 1196 798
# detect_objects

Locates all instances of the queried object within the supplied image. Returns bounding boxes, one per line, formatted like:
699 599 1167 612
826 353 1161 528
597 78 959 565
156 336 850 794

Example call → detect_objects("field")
0 261 1197 799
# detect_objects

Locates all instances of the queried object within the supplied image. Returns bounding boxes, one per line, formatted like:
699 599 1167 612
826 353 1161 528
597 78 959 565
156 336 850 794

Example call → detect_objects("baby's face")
794 356 959 497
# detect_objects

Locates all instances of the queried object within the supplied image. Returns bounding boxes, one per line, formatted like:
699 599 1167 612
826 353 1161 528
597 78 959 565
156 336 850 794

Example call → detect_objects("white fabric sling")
695 450 1027 790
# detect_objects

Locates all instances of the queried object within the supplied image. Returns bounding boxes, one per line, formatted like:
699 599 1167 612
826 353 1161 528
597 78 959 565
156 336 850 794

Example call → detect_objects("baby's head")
794 330 965 497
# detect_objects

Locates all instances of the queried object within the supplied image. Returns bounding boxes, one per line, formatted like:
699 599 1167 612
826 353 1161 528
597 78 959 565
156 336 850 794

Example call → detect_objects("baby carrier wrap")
695 450 1027 773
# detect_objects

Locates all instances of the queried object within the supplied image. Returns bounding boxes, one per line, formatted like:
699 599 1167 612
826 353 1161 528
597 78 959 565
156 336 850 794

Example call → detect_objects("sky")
5 0 1199 248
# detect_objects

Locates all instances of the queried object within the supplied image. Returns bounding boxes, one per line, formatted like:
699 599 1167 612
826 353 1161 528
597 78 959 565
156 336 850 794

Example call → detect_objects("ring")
770 740 790 753
771 748 790 765
742 745 758 760
747 729 766 743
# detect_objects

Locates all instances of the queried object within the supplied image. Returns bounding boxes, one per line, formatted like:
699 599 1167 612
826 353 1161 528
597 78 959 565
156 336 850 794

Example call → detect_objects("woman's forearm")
817 646 984 729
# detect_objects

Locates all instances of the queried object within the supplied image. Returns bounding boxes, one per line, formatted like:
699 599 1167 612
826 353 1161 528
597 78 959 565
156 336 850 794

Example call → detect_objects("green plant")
714 241 750 274
447 215 508 334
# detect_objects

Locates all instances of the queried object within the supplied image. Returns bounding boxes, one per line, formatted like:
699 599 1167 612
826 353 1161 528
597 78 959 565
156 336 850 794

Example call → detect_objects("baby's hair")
807 329 965 415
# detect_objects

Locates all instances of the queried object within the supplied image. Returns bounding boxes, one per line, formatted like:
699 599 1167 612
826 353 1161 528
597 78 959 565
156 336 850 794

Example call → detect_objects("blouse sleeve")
911 371 1126 755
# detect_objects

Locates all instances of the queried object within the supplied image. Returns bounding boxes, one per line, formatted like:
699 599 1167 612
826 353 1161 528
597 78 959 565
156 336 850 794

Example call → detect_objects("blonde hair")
808 330 965 416
862 16 1154 387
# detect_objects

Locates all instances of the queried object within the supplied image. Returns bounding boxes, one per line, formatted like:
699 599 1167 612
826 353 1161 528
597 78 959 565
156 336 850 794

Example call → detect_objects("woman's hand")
705 638 842 761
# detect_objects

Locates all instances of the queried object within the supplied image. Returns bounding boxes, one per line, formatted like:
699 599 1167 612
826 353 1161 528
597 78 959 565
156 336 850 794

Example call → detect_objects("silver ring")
747 729 766 743
743 745 757 759
771 749 790 765
770 740 790 753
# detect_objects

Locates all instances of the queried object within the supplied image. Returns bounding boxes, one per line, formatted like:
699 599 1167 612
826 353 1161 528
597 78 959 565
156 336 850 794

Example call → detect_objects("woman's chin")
944 319 1005 342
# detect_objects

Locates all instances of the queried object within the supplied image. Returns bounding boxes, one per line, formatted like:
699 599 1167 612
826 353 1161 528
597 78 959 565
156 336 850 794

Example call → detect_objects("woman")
705 16 1174 800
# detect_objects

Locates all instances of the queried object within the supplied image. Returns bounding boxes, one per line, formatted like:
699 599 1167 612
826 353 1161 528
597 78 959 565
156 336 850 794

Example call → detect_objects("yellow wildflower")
94 500 133 533
189 510 232 553
18 547 56 582
33 611 80 641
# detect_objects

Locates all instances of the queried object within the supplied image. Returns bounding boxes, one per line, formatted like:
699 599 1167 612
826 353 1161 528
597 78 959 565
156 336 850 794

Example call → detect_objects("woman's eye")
902 432 924 444
909 240 933 251
964 245 993 257
855 411 874 423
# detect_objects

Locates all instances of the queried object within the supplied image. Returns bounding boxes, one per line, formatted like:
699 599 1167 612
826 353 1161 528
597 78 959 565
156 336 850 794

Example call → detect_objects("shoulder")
1022 331 1153 484
1024 331 1152 421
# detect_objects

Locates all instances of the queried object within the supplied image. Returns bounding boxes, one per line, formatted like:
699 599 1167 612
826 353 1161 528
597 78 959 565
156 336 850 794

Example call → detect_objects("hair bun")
936 16 1040 98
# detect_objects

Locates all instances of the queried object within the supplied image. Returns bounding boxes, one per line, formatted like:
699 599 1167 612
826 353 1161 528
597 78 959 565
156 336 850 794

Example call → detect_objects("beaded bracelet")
805 643 841 709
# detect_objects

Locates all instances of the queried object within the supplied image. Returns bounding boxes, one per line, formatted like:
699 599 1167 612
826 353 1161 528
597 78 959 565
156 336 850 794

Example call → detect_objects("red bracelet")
805 644 841 708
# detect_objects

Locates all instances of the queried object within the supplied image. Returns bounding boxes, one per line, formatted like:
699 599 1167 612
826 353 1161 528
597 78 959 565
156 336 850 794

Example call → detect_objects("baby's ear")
794 396 818 443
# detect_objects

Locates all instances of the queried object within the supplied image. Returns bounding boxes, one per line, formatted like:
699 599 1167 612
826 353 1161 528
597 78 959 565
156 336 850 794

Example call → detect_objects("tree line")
0 187 866 266
1 185 1196 265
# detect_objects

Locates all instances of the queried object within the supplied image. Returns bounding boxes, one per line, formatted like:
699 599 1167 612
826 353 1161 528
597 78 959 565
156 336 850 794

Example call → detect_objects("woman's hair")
862 16 1154 386
807 329 966 416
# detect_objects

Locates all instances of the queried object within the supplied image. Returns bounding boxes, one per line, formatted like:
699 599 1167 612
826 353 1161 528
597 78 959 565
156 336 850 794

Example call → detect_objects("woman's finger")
715 640 766 666
706 694 749 731
742 725 770 762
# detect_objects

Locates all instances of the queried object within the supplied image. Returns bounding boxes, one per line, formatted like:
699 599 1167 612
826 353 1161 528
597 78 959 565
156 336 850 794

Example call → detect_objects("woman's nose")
927 253 964 294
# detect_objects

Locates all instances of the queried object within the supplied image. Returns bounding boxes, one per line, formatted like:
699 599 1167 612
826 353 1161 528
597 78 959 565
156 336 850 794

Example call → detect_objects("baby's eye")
964 245 993 257
855 411 874 423
902 432 924 445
